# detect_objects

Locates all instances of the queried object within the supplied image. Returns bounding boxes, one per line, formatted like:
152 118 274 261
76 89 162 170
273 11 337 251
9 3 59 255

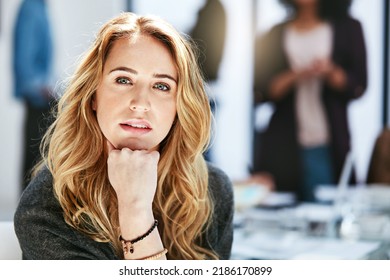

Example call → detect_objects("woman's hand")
106 140 164 256
310 59 347 90
106 141 165 259
106 140 160 211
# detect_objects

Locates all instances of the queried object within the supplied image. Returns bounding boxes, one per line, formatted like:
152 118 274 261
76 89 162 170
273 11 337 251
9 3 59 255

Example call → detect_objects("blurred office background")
0 0 388 222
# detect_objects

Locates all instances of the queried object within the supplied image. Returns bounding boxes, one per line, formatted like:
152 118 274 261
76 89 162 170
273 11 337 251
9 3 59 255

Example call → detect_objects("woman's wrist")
120 219 159 254
117 194 153 212
269 70 298 100
118 208 155 240
326 64 347 90
118 213 166 260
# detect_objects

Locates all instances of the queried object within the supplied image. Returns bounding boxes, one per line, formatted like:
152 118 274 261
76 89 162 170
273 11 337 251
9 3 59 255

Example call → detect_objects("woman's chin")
116 141 157 151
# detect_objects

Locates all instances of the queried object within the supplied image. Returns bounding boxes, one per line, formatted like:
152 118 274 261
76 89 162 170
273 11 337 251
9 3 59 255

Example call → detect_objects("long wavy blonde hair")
39 12 216 259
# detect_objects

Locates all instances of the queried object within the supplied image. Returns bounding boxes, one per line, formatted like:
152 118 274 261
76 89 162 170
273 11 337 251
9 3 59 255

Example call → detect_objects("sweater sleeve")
332 18 367 101
253 24 292 104
14 168 117 260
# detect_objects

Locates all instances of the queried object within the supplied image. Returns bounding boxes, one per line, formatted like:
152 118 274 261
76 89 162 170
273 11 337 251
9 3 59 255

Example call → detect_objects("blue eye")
116 77 131 84
154 83 170 91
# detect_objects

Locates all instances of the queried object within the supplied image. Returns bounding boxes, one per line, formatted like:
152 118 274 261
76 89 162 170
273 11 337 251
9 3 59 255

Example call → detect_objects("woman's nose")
129 87 150 112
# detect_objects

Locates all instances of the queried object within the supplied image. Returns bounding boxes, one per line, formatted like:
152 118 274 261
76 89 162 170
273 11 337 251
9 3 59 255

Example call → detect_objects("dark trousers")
22 102 53 191
300 145 335 202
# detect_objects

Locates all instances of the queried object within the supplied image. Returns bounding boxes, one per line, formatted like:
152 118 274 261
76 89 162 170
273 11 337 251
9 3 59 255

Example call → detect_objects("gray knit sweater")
14 163 234 260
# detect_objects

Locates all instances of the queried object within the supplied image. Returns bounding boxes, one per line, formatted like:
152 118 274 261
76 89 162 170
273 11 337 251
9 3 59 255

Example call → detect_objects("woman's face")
293 0 318 7
93 35 178 151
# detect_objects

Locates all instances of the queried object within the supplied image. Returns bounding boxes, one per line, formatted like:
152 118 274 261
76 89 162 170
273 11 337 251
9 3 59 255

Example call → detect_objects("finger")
149 150 160 162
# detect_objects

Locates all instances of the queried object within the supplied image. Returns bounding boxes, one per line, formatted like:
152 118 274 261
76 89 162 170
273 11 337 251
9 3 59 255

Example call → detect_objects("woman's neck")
292 5 322 31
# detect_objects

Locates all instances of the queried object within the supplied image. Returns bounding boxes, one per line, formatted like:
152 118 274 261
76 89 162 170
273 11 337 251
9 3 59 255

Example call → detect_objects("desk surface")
231 202 389 260
232 228 382 260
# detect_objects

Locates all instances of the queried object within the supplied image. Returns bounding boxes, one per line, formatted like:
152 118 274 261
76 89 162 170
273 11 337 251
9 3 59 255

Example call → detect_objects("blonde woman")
14 12 233 260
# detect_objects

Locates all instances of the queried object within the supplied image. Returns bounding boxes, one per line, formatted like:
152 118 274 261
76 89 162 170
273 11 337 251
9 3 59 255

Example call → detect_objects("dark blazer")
252 17 367 199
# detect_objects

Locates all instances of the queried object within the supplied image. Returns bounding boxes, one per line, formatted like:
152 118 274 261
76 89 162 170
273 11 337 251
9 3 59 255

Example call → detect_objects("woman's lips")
119 119 152 135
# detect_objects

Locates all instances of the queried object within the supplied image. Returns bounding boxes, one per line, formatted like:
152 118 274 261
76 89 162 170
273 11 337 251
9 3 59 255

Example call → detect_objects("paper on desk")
233 183 269 210
259 192 296 207
291 239 381 260
294 203 336 222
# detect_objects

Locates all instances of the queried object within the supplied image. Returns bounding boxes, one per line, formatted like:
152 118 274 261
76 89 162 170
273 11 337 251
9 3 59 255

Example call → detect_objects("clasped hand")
106 141 160 211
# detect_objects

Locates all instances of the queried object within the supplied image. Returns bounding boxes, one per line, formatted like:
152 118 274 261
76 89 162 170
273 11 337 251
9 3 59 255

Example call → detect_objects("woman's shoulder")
206 162 233 202
18 166 55 208
332 16 363 31
207 162 232 189
205 162 234 259
259 21 288 38
14 166 60 233
255 21 289 49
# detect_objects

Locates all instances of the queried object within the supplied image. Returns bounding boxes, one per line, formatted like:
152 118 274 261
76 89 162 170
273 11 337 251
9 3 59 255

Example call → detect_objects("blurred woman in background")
252 0 367 201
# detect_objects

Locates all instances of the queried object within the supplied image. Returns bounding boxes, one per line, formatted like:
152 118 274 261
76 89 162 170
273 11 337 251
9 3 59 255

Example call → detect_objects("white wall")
212 0 253 180
349 0 384 182
0 0 24 220
50 0 125 83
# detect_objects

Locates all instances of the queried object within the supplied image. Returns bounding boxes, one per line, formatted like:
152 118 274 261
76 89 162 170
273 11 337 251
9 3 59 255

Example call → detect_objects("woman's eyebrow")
153 73 177 84
109 66 177 84
109 66 137 74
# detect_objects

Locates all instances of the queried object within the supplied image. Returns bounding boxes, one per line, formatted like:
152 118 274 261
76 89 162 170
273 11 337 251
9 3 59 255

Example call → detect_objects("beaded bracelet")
120 219 158 254
140 248 168 260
